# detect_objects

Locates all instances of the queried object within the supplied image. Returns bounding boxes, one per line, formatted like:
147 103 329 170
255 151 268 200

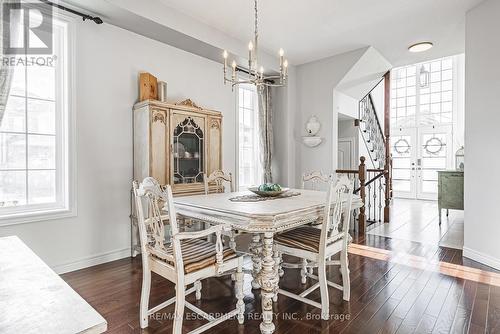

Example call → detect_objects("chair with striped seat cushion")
133 177 245 333
274 175 354 321
157 238 237 274
275 226 343 253
279 170 333 281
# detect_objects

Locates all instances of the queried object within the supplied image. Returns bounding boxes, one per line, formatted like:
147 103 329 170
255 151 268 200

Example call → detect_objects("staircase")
337 72 392 233
359 94 385 169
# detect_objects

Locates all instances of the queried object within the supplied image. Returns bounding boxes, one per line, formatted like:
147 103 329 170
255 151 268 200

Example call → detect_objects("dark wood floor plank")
391 248 447 333
470 283 490 332
487 286 500 333
431 277 465 333
414 314 438 334
449 279 477 333
341 266 415 333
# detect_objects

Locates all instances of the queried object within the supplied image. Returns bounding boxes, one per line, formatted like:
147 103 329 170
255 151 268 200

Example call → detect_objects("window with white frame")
0 14 73 222
238 84 262 189
391 56 454 128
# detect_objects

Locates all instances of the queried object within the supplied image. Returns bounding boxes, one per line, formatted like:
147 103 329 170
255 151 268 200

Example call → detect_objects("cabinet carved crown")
133 99 223 196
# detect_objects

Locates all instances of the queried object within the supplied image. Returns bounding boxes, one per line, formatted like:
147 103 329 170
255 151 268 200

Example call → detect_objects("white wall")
463 0 500 270
335 91 359 120
290 46 391 187
293 48 367 186
453 54 466 158
0 20 237 273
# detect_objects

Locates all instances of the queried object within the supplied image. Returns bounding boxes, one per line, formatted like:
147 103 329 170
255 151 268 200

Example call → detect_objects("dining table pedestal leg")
251 234 262 289
258 232 278 334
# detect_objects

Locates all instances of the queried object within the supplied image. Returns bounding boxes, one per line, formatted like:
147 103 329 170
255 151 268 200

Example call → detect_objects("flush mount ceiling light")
408 42 434 53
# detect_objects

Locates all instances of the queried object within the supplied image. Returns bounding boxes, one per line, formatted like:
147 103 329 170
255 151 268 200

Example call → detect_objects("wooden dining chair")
301 170 332 190
203 170 237 251
280 171 333 281
133 177 245 333
274 175 354 320
203 170 234 194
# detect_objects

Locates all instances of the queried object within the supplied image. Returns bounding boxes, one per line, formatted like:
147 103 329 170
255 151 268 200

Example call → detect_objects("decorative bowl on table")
248 183 289 197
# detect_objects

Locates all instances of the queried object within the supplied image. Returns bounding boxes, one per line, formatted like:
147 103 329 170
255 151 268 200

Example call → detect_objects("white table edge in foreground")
0 236 107 334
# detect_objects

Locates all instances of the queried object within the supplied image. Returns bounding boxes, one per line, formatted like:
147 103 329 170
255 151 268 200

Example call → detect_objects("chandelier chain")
254 0 258 55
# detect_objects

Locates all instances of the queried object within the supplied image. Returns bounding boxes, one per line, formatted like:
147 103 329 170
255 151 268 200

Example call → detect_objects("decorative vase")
158 81 167 102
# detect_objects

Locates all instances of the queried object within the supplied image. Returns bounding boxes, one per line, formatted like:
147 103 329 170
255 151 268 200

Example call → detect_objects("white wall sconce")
302 116 323 147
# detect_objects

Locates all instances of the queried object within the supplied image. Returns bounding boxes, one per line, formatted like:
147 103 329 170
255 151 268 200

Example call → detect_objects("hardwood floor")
62 234 499 333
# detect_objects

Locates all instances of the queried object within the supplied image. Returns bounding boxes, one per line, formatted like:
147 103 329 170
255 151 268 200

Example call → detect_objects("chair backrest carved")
319 174 354 257
302 171 332 190
204 170 234 194
133 177 182 270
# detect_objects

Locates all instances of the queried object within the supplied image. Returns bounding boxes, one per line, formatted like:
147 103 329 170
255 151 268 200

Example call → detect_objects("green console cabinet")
437 170 464 224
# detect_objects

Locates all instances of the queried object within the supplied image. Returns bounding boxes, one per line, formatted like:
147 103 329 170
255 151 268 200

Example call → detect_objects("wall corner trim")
463 246 500 271
53 247 132 274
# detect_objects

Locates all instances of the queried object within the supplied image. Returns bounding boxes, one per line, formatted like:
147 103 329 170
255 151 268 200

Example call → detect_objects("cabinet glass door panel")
173 116 204 184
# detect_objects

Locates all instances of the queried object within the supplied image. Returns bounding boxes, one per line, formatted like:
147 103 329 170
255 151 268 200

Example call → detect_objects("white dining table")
173 189 362 334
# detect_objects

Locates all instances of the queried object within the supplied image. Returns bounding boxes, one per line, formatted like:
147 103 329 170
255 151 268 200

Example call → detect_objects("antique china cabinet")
133 99 223 196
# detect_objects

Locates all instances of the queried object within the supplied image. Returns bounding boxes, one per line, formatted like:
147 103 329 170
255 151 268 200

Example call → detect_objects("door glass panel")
419 132 448 196
422 181 438 194
391 135 413 194
393 180 411 192
173 117 204 184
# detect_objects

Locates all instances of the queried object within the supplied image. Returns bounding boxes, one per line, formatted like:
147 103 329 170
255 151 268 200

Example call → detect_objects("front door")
391 126 452 200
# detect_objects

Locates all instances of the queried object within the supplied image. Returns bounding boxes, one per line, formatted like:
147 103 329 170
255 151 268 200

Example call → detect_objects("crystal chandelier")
222 0 288 89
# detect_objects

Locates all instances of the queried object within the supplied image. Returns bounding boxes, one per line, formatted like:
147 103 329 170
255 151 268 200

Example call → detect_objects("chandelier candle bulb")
248 41 254 70
223 50 228 80
232 60 237 81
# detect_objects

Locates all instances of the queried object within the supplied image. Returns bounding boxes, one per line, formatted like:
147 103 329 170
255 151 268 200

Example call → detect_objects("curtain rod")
38 0 103 24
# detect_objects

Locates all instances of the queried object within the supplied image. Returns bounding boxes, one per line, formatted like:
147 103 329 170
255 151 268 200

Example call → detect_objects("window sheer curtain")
0 5 20 126
257 86 273 183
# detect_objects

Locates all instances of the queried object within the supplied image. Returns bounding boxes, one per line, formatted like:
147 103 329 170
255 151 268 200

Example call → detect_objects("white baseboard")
463 246 500 271
53 247 132 274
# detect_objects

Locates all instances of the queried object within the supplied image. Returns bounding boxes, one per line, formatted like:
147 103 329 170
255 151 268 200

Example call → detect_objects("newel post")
383 71 391 223
358 156 366 234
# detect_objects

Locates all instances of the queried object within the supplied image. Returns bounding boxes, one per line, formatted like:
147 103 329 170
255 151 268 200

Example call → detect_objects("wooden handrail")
366 168 385 173
366 172 384 187
335 169 359 174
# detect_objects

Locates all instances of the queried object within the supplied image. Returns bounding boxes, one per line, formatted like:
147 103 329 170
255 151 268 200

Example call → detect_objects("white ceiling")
156 0 484 66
